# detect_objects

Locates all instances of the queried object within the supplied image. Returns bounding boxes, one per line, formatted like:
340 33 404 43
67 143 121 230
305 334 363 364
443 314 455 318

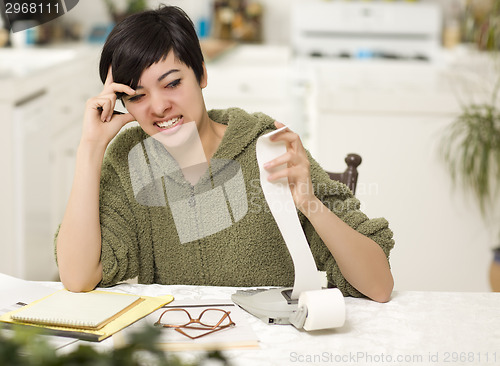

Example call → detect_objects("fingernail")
106 115 112 122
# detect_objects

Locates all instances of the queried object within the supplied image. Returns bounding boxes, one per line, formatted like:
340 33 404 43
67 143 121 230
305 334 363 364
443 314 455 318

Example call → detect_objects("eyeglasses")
154 308 235 340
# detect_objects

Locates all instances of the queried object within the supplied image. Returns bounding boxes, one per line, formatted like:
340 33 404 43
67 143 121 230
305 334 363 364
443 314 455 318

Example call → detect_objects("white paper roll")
256 126 322 299
299 288 346 331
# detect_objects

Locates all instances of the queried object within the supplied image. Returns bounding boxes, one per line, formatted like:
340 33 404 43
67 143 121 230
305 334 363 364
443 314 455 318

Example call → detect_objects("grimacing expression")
122 51 208 143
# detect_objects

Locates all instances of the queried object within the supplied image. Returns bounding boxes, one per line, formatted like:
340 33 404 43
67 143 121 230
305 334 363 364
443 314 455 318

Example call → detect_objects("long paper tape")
256 126 322 299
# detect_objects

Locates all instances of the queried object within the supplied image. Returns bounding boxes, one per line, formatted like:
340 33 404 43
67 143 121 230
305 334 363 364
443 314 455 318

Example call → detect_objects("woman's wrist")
77 139 108 158
74 141 108 175
299 196 328 219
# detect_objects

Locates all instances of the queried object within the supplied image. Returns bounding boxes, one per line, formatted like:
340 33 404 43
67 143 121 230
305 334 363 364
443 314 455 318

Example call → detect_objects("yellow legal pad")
0 289 174 342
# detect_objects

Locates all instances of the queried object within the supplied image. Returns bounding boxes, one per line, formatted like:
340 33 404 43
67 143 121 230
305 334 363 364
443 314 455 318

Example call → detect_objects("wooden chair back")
326 153 362 195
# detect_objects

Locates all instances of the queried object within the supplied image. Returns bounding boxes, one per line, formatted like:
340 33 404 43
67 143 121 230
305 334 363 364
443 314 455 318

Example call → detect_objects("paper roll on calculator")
232 127 346 331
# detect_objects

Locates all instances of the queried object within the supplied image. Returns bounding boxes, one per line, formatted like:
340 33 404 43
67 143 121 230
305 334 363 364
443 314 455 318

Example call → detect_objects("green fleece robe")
66 108 394 297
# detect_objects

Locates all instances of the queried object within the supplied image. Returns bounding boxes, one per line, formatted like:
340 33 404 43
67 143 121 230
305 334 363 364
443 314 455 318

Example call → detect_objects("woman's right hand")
81 67 136 148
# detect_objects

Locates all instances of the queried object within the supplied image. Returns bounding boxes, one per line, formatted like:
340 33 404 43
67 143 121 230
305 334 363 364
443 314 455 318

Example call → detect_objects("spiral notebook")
10 290 143 330
0 288 174 341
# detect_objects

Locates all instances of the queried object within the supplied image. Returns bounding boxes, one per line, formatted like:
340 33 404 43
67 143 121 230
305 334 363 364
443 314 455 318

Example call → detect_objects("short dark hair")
99 5 205 90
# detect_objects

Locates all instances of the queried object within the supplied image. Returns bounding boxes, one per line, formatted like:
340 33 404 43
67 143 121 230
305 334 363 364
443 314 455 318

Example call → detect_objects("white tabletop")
1 274 499 366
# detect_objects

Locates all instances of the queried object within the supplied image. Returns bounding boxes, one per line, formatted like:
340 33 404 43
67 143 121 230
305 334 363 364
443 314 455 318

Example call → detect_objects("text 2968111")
5 1 61 15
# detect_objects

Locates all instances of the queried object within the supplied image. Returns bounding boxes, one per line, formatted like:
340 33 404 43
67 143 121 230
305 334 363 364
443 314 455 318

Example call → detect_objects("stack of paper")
0 289 173 341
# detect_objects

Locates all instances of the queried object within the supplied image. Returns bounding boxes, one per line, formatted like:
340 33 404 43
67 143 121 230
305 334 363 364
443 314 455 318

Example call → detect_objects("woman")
56 5 394 302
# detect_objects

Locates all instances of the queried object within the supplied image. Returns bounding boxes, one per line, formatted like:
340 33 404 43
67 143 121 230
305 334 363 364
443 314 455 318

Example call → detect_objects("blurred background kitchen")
1 0 500 293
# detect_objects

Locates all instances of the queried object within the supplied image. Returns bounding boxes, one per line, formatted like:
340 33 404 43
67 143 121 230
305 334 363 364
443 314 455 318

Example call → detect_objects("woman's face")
122 51 208 145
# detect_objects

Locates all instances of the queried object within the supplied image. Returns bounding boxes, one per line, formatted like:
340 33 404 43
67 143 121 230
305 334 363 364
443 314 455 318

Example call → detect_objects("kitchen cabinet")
46 51 102 240
304 54 496 292
0 46 102 281
203 45 303 134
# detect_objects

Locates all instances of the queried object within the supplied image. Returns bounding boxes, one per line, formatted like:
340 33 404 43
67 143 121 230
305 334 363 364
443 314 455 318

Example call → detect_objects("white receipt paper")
256 126 322 299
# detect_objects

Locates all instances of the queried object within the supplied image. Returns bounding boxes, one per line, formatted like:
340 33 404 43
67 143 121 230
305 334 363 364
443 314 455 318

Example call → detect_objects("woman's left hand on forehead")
264 121 316 212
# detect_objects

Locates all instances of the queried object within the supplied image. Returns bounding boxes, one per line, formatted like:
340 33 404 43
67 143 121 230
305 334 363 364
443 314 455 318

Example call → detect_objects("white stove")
291 0 442 62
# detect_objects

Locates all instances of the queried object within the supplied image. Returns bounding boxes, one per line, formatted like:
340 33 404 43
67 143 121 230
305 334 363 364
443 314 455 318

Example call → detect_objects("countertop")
0 44 102 103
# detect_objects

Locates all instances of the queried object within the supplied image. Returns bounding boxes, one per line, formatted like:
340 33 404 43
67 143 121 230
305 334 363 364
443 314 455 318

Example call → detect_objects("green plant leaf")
0 324 228 366
441 103 500 220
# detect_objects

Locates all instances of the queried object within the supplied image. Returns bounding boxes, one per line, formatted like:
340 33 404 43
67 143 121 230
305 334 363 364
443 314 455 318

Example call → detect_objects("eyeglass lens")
160 309 192 327
198 309 231 327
